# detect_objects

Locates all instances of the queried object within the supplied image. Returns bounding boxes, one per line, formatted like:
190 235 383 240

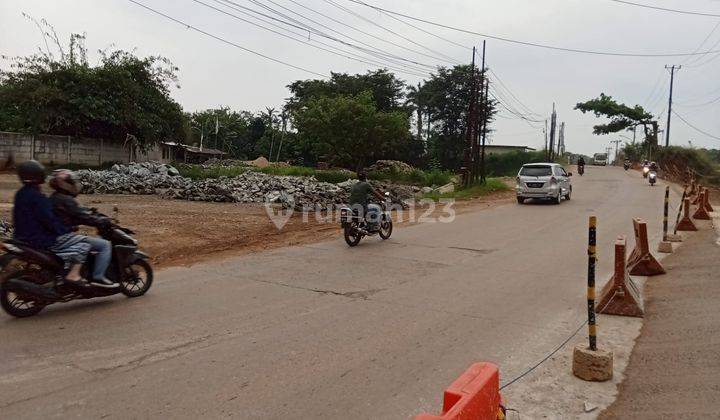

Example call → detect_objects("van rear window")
520 166 552 176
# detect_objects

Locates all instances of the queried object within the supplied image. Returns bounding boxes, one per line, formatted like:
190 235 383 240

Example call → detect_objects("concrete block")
572 344 613 382
657 241 673 253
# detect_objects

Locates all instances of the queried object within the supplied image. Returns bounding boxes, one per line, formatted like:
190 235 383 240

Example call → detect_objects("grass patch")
177 165 250 180
423 178 509 201
368 168 454 187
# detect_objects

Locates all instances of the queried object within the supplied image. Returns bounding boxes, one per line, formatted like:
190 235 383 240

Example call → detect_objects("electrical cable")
604 0 720 18
672 109 720 140
346 0 720 57
127 0 328 77
196 0 432 77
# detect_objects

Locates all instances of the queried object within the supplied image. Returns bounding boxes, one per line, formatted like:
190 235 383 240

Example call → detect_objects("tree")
575 93 659 150
286 69 408 115
419 65 497 170
293 91 410 169
0 20 184 149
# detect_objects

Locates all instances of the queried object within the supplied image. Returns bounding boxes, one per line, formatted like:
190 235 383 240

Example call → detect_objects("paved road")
0 167 675 419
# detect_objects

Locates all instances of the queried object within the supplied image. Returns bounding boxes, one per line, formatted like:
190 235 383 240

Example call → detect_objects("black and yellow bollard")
587 216 597 351
573 216 613 382
659 186 674 253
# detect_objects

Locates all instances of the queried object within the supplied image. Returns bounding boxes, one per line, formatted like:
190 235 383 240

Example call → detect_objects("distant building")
483 145 536 155
160 142 227 163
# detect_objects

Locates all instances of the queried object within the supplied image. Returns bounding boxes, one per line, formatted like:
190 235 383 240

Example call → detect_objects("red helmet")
49 169 80 197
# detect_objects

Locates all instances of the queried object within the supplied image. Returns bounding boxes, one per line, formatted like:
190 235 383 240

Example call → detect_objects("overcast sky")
2 0 719 157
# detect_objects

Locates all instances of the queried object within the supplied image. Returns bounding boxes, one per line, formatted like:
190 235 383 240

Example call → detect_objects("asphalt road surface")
0 166 674 419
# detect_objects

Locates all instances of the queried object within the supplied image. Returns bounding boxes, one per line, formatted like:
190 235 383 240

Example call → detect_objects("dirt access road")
0 174 514 268
0 166 675 419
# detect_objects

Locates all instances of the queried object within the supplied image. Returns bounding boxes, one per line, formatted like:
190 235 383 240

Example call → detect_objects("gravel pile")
77 162 417 210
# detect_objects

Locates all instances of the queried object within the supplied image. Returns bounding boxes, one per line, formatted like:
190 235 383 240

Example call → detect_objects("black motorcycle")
0 216 152 318
339 196 393 247
624 160 631 171
578 164 585 176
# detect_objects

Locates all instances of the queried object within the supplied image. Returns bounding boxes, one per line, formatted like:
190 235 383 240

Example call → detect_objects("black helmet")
17 160 46 185
49 169 80 197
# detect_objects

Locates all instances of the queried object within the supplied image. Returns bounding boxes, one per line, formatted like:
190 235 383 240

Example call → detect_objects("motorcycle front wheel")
343 225 362 247
379 219 393 240
121 260 153 298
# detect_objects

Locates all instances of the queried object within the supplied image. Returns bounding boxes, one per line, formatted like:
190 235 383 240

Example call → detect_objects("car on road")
592 153 608 166
516 163 572 204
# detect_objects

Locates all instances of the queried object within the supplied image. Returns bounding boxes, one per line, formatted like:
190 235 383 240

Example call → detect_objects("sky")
1 0 719 159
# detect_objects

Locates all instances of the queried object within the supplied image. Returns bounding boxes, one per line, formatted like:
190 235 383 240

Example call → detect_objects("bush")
654 146 720 184
485 151 548 177
368 168 453 186
423 178 510 201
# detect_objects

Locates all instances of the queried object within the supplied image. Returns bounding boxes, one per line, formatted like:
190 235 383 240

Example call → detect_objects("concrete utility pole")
463 46 478 187
558 122 565 156
548 104 557 161
611 139 622 165
478 40 488 184
543 119 548 152
664 65 681 147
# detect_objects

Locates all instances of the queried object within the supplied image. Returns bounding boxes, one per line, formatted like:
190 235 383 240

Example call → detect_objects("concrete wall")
0 131 161 167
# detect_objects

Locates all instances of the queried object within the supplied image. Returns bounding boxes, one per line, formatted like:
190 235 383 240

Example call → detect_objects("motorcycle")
578 165 585 176
0 212 152 318
624 160 631 171
642 165 650 178
648 171 657 186
339 194 393 247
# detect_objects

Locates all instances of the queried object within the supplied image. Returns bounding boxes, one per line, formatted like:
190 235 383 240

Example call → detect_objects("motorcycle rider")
649 161 659 172
12 161 90 286
49 169 119 288
348 171 386 231
577 156 585 174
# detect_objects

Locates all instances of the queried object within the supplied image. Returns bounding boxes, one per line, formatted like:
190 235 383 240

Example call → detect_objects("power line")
217 0 438 70
195 0 431 77
347 0 720 57
321 0 461 64
127 0 327 77
605 0 720 18
672 109 720 141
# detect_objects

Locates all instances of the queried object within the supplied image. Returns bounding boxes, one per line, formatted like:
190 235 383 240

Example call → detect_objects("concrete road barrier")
627 218 666 276
703 188 714 213
415 362 505 420
676 198 698 232
597 236 644 317
693 190 711 220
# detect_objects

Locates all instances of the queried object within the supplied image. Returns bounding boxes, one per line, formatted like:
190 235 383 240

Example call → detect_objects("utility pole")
548 104 557 162
478 40 488 184
463 46 478 187
611 139 621 165
558 122 565 157
664 65 681 147
543 119 548 152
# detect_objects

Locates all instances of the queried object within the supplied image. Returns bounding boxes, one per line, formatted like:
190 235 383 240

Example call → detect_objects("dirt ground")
599 223 720 419
0 173 514 268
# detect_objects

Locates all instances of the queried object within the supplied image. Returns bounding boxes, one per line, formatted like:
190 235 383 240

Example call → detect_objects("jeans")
85 236 112 280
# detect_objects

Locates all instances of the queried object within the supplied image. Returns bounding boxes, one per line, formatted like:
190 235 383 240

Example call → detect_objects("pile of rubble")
368 160 415 175
77 162 417 210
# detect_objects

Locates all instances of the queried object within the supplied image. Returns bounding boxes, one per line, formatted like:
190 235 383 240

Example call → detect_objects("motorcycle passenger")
12 161 90 286
348 172 386 231
49 169 119 288
649 161 658 172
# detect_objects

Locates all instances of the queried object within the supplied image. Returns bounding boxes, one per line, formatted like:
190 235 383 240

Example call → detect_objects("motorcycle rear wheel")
379 220 393 240
121 260 153 298
0 283 45 318
343 225 362 247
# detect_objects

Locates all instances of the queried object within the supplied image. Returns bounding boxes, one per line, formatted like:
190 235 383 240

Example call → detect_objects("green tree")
419 65 497 170
0 25 184 149
293 91 410 169
286 69 408 115
575 93 659 151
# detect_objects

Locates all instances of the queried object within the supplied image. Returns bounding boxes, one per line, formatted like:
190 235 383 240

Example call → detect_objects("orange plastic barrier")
676 198 698 231
597 236 644 317
416 363 504 420
693 190 711 220
627 218 666 276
